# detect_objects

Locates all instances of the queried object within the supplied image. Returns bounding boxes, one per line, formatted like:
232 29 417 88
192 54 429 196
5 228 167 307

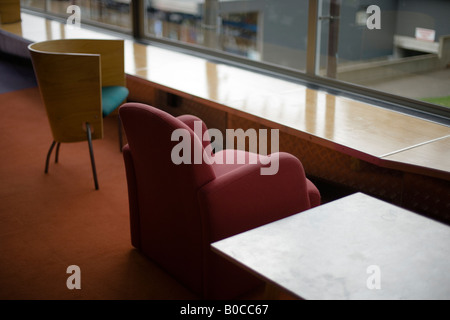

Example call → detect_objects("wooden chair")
28 39 129 190
0 0 21 24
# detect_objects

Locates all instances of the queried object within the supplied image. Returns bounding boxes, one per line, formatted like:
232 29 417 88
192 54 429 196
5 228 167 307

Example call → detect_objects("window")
144 0 310 71
21 0 450 121
316 0 450 113
22 0 45 11
22 0 133 33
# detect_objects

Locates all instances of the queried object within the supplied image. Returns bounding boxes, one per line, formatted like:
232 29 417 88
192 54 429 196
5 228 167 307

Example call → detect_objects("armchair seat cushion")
211 149 320 208
210 149 258 178
102 86 129 117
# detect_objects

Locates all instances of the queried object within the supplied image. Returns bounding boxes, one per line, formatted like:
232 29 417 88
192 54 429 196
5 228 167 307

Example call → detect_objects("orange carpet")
0 87 199 300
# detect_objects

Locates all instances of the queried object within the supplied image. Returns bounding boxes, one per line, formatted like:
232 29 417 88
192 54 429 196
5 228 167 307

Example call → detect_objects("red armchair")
119 102 320 299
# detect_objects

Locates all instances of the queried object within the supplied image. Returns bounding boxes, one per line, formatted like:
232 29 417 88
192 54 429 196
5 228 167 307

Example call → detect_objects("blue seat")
102 86 129 154
102 86 129 117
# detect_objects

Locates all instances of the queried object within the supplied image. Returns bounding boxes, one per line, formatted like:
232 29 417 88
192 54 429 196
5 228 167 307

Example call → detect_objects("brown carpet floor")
0 87 201 300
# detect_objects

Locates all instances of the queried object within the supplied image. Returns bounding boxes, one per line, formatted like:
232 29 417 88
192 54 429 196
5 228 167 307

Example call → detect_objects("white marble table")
211 193 450 300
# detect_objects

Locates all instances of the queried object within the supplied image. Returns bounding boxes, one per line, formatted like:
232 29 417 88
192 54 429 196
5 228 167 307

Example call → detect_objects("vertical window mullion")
307 0 319 76
132 0 143 39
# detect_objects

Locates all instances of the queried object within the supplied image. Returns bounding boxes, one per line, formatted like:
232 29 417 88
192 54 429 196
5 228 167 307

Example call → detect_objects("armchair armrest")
198 152 312 243
122 144 141 249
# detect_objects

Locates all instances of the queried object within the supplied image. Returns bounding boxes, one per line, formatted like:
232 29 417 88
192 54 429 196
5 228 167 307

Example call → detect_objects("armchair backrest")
28 39 126 143
120 102 216 191
119 103 216 293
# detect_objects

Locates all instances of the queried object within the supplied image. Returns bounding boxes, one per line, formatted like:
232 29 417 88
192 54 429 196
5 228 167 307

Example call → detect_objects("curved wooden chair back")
29 39 125 143
0 0 21 24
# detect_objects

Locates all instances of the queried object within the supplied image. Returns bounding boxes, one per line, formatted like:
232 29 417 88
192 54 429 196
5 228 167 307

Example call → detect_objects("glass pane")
77 0 132 31
144 0 309 72
47 0 71 16
23 0 133 32
318 0 450 109
22 0 46 11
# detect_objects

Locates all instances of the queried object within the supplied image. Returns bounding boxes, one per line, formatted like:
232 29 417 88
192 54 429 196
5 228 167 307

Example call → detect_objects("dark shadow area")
308 176 357 205
0 52 37 94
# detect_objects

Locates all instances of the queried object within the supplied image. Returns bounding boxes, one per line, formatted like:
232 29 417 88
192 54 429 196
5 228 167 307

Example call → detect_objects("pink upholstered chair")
119 102 320 299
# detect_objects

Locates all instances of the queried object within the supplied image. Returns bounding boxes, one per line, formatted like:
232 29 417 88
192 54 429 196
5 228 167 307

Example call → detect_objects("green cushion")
102 86 129 117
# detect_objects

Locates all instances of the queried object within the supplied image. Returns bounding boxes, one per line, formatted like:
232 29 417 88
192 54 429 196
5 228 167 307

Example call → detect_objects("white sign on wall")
415 28 436 42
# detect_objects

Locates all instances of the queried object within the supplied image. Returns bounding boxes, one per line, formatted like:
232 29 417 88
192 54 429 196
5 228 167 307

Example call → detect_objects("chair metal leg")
118 115 123 152
45 141 57 173
55 142 61 163
85 122 99 190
